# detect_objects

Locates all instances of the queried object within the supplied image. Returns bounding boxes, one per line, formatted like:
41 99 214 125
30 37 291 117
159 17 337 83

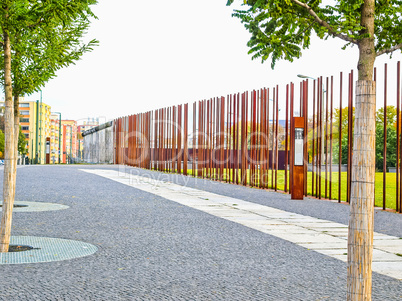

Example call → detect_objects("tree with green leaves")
0 0 98 253
226 0 402 299
18 126 27 156
375 105 397 125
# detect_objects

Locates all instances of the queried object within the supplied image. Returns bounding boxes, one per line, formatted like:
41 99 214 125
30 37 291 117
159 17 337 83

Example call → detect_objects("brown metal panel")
383 63 388 210
291 117 305 200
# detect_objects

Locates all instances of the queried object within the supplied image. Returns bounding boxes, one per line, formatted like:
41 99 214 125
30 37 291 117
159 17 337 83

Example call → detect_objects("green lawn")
182 168 399 211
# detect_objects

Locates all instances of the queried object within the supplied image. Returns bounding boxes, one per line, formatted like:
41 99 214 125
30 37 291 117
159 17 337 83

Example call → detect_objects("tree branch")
290 0 358 44
376 43 402 57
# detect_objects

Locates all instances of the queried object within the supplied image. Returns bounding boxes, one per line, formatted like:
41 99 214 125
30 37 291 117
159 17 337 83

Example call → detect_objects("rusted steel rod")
339 72 343 203
397 63 400 212
312 80 316 197
303 80 308 196
285 85 289 192
110 62 402 214
275 86 279 191
383 64 388 210
325 77 329 199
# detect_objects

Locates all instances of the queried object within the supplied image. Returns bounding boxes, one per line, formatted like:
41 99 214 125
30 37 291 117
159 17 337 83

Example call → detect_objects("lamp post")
53 112 62 164
297 74 326 163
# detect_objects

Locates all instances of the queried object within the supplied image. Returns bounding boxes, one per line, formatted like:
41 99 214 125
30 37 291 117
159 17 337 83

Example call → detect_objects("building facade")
50 114 61 164
1 100 52 164
61 120 78 163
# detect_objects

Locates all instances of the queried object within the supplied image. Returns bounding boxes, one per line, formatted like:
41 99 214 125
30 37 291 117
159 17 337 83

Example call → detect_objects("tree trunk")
347 81 376 300
0 32 16 253
14 95 20 161
347 0 376 299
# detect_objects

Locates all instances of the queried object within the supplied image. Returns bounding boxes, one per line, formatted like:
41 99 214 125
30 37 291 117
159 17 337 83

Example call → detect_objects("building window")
21 126 29 131
20 103 30 108
24 134 29 139
20 118 29 123
20 110 29 115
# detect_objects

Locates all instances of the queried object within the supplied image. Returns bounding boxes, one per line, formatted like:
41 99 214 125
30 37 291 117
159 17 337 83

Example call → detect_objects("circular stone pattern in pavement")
0 201 69 212
0 236 97 264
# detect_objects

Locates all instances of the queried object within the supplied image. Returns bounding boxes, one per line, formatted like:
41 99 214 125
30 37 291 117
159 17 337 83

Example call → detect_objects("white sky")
23 0 402 123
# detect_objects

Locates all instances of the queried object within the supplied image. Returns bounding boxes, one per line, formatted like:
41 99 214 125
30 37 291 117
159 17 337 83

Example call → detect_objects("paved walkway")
0 165 400 300
83 169 402 281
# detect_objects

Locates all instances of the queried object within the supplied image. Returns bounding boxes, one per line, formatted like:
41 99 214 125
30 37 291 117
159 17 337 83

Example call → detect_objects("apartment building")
1 100 52 164
50 114 61 164
61 120 78 163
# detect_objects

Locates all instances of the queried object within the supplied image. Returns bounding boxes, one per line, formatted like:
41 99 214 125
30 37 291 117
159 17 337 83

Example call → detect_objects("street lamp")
297 74 316 80
297 74 326 165
53 112 62 164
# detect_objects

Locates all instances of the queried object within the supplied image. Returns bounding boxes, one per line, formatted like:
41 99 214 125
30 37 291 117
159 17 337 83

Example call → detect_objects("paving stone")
0 165 399 301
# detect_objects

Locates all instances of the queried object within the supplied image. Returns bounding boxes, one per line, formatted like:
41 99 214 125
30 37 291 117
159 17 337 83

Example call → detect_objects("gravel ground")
0 164 400 301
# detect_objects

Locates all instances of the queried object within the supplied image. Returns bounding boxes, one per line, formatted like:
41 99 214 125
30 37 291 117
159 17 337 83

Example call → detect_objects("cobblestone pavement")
0 165 401 301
